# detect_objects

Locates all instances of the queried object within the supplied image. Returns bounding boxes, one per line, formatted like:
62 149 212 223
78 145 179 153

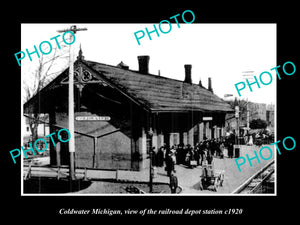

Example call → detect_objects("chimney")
184 64 192 84
199 79 203 87
117 61 129 70
208 77 213 93
137 55 150 74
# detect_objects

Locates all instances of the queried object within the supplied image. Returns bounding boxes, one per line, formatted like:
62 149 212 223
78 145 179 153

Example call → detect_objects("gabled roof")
85 60 233 113
24 57 233 114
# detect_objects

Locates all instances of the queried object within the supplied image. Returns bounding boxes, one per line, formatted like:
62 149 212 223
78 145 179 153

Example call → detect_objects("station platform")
23 145 275 194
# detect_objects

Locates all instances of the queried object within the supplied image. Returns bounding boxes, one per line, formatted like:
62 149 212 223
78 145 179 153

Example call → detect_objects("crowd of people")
150 137 236 176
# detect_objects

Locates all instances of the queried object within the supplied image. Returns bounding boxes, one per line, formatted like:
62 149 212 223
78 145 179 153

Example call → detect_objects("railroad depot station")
24 50 233 171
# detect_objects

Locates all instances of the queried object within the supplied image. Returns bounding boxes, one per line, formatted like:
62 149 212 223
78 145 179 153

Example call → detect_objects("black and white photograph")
21 23 276 195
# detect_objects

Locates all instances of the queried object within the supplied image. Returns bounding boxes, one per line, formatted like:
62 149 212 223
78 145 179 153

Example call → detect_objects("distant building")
266 103 275 130
225 101 275 134
248 102 266 121
23 114 50 141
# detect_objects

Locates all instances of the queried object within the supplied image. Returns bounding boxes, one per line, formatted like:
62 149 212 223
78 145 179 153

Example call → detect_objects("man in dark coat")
194 143 200 166
199 141 205 166
150 147 156 167
169 171 178 194
165 148 174 176
228 141 234 158
156 146 164 167
207 149 213 165
176 144 183 164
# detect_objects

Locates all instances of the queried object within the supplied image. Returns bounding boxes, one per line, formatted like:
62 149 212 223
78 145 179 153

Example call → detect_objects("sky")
21 23 276 105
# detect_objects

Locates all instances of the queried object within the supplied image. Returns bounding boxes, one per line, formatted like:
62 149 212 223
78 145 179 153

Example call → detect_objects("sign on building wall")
75 116 111 121
203 117 213 121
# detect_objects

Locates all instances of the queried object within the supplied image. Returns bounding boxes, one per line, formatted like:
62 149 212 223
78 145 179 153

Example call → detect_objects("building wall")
52 109 134 170
266 110 274 129
248 102 267 121
49 107 227 171
154 112 224 147
23 115 50 141
266 104 275 130
225 101 276 131
46 83 228 171
46 79 155 171
95 130 132 169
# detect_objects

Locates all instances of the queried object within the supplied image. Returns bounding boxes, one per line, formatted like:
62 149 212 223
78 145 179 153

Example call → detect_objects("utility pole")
148 128 154 193
242 72 253 130
235 105 240 144
246 100 250 129
57 25 87 181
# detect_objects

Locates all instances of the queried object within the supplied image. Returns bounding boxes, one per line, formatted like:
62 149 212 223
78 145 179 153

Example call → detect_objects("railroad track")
232 160 275 194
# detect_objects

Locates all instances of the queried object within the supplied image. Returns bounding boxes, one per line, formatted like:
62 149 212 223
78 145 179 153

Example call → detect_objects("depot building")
24 50 232 171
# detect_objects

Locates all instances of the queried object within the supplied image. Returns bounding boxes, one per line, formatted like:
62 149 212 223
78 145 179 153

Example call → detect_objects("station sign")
203 117 213 121
75 116 111 121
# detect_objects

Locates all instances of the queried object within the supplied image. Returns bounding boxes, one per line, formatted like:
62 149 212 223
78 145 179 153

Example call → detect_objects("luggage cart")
199 163 225 192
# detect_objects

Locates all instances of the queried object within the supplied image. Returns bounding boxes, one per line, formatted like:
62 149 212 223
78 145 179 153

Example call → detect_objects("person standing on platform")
170 146 177 165
194 143 200 166
228 141 234 158
176 143 184 165
211 139 217 157
156 146 164 167
199 141 205 166
219 140 225 159
226 133 235 158
165 148 175 177
247 134 254 146
207 146 213 165
151 147 157 167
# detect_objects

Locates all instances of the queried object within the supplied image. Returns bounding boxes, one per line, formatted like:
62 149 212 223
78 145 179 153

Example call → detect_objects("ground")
115 144 274 194
23 144 275 194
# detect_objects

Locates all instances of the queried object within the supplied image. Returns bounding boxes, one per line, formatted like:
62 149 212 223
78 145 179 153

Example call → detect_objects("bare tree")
23 42 69 144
